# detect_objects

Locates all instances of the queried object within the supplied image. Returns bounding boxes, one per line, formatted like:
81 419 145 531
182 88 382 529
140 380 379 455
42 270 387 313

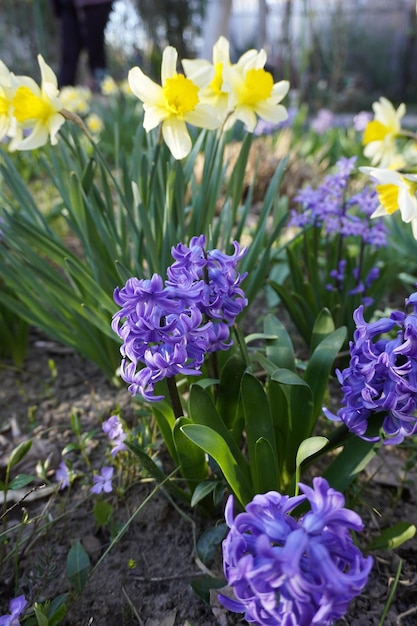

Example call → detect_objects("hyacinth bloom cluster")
290 157 387 246
324 292 417 444
219 477 372 626
112 235 247 401
289 157 387 306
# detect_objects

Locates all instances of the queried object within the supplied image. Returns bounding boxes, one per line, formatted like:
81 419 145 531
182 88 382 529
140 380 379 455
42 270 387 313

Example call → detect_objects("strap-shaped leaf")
181 424 253 507
304 325 346 420
263 314 295 371
310 308 335 354
217 354 246 429
241 373 279 490
173 417 209 487
188 384 250 479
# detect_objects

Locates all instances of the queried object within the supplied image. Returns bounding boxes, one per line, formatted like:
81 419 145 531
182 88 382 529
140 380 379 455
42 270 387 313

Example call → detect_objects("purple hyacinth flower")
0 595 27 626
324 292 417 444
112 236 248 402
91 466 113 494
219 478 372 626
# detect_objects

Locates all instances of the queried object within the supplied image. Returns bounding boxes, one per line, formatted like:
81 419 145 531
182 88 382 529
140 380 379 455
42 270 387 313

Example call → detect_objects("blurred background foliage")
1 0 417 112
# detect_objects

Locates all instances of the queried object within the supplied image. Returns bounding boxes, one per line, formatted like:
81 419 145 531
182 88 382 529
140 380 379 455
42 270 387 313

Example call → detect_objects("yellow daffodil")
59 85 91 115
183 36 232 121
221 48 289 132
11 54 65 151
362 97 405 167
86 112 104 136
101 75 118 96
0 60 15 142
360 165 417 237
128 46 220 160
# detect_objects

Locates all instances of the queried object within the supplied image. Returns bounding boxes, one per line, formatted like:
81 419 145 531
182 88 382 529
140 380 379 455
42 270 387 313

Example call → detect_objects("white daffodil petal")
143 104 168 131
185 105 221 130
255 102 288 124
128 67 163 104
234 106 258 132
371 204 389 218
16 123 49 151
48 113 66 144
360 167 402 185
161 46 178 84
162 117 191 160
398 187 417 223
182 60 213 88
213 36 230 64
38 54 58 91
272 80 290 101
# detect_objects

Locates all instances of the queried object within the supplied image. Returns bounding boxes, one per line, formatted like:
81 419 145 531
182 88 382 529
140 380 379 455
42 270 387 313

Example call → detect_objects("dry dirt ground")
1 329 417 626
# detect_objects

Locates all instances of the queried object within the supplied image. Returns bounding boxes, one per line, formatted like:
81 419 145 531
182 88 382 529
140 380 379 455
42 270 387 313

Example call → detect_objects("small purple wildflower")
91 466 113 494
310 108 335 134
0 595 27 626
112 236 248 400
102 415 127 457
55 460 71 490
324 291 417 444
353 110 372 132
219 477 372 626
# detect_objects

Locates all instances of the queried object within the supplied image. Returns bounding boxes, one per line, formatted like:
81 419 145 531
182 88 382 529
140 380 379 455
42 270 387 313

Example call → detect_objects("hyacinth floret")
112 236 248 400
219 477 372 626
167 235 248 325
324 292 417 444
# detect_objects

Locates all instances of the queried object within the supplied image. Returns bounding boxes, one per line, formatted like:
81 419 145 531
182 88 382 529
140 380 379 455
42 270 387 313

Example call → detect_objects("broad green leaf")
188 384 249 477
8 440 32 469
181 424 253 506
190 576 226 605
196 523 228 564
241 373 279 489
254 437 280 493
33 605 49 626
66 541 91 594
47 602 67 626
310 308 335 354
294 436 328 491
304 326 347 420
324 435 378 492
217 354 246 429
270 368 314 480
152 401 178 465
190 480 219 508
93 500 113 526
367 522 416 551
263 314 295 371
296 436 329 468
8 474 35 490
173 417 209 487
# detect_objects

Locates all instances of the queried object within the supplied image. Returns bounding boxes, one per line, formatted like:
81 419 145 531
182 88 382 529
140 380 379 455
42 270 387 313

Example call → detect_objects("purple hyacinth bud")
219 477 372 626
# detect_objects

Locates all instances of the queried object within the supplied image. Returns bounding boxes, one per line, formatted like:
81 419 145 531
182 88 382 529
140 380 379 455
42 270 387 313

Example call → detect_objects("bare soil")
1 328 417 626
